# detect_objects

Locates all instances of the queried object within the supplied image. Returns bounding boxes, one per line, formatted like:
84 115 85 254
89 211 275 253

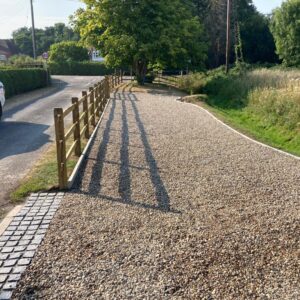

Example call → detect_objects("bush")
177 72 206 95
9 55 37 65
0 68 49 98
48 61 113 76
49 41 89 63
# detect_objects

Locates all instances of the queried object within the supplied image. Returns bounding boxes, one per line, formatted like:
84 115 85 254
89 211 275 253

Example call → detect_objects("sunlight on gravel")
13 89 300 299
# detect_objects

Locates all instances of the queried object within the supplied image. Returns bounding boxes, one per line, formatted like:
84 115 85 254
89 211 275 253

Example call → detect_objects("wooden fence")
155 73 181 87
54 73 123 189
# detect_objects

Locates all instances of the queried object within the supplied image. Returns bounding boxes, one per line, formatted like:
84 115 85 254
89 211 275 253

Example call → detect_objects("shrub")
0 68 49 98
177 72 206 94
48 61 113 76
49 41 89 63
9 55 37 65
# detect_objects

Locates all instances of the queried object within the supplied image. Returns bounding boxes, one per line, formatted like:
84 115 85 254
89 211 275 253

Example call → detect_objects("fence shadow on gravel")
76 91 179 214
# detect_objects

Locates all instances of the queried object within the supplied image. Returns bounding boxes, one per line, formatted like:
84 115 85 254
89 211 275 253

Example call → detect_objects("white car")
0 81 5 119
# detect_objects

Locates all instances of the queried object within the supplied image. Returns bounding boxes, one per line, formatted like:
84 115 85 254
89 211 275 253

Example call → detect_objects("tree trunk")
134 60 147 85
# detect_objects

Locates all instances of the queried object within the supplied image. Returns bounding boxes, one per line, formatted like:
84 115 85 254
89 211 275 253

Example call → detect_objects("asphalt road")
0 76 103 213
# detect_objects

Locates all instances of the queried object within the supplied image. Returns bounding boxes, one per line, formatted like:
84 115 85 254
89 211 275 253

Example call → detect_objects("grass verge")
11 138 87 203
190 97 300 157
177 67 300 157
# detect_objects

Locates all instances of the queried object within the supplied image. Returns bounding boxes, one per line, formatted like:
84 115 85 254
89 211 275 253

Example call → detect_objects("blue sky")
0 0 283 39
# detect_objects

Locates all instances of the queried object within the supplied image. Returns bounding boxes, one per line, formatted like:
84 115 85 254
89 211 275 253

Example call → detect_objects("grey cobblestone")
0 276 7 284
22 252 35 259
0 256 8 261
0 290 12 300
1 249 13 255
0 192 63 299
8 255 21 261
3 282 17 290
7 237 20 242
7 275 21 282
13 247 26 253
0 268 12 275
17 259 31 266
3 261 17 268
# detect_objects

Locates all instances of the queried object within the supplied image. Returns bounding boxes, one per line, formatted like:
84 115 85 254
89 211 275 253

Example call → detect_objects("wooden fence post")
100 81 105 112
72 97 81 157
89 87 96 127
94 83 100 118
105 76 110 99
54 108 68 189
82 91 90 139
98 83 102 114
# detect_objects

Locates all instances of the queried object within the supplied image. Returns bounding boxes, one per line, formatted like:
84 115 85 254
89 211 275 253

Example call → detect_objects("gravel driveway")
13 88 300 299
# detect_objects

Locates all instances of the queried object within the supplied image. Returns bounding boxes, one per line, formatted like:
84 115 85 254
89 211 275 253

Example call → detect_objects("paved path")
10 88 300 299
0 76 103 215
0 192 63 299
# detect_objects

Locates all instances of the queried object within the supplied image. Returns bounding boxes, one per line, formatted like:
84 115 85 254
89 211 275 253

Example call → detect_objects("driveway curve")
14 88 300 299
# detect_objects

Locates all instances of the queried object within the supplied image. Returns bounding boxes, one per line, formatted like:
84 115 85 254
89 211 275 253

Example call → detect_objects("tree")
189 0 277 67
49 41 89 63
12 23 80 57
271 0 300 66
73 0 207 84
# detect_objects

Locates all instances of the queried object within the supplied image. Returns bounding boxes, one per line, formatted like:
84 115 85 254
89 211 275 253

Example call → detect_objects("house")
0 39 19 61
89 49 105 62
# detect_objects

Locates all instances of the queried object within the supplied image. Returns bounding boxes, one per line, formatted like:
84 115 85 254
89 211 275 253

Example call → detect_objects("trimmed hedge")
48 61 113 76
0 68 49 98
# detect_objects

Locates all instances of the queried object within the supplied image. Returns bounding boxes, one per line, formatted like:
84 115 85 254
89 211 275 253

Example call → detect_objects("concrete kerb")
67 96 112 188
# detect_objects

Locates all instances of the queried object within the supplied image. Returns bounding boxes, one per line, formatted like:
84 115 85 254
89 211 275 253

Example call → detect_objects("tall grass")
215 69 300 131
192 67 300 156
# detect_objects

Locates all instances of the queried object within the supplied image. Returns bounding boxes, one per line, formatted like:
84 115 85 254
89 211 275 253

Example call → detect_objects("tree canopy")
271 0 300 66
73 0 208 83
190 0 277 67
49 41 89 63
12 23 80 57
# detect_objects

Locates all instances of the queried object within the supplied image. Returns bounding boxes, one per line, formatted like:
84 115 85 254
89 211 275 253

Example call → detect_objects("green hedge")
0 68 49 98
48 61 113 76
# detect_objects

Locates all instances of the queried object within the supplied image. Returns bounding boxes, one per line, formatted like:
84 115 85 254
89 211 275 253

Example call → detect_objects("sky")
0 0 284 39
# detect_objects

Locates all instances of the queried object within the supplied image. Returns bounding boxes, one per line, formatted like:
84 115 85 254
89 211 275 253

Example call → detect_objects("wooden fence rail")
54 73 123 189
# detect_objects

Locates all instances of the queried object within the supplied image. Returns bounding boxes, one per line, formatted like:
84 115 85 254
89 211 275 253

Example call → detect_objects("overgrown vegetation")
0 68 49 98
178 67 300 156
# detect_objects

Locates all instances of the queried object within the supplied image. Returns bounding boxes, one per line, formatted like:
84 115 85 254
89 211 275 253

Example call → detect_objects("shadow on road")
0 121 50 160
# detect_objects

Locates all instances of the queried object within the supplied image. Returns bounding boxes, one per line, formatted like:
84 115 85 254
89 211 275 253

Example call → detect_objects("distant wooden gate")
54 72 123 189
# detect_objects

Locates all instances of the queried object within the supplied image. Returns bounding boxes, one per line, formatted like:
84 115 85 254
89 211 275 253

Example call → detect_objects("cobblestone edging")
0 192 63 300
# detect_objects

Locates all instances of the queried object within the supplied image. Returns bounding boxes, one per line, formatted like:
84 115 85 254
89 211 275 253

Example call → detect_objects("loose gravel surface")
14 89 300 299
